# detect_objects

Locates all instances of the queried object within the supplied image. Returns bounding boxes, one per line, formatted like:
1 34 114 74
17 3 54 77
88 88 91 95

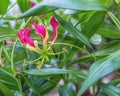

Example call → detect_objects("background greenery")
0 0 120 96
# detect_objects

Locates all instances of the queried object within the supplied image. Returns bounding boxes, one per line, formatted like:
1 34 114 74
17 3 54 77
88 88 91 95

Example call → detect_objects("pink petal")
17 30 26 44
50 17 60 43
23 27 35 47
30 2 35 8
32 22 47 39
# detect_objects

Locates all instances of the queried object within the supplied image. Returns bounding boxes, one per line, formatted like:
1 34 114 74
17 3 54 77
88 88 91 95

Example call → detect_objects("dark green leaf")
0 27 17 42
97 24 120 39
55 14 92 49
100 84 120 96
77 49 120 96
0 67 19 90
71 42 120 64
59 83 76 96
0 82 13 96
29 76 60 95
82 12 105 38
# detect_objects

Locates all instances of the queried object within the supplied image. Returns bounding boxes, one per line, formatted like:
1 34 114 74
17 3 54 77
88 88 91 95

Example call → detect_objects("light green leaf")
19 0 108 18
0 27 17 42
0 0 10 15
77 49 120 96
17 0 30 13
23 68 69 76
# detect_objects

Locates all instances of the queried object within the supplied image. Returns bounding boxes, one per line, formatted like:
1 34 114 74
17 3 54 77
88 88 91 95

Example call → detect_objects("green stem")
92 85 96 96
26 56 43 63
2 46 11 63
37 56 45 69
107 11 120 30
0 47 3 65
21 17 33 29
11 38 18 75
47 50 66 55
53 42 90 54
17 76 23 96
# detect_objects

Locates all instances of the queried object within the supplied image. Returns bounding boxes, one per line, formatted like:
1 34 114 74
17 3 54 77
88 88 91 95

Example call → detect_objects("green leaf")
0 27 17 42
107 11 120 30
82 12 105 38
19 0 108 18
100 84 120 96
71 41 120 64
97 24 120 39
17 0 30 13
21 74 41 96
55 14 92 49
0 67 19 90
0 0 10 15
59 83 76 96
25 76 60 95
77 49 120 96
0 82 13 96
23 68 69 76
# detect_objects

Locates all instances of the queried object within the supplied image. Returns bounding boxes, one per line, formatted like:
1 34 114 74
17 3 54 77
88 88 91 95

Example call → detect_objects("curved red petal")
32 22 47 39
50 17 60 43
17 30 26 44
24 27 35 47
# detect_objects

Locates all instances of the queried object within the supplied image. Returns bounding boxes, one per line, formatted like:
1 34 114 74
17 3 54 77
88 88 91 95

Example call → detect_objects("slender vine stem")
21 17 33 29
53 42 90 54
2 46 11 63
37 56 45 69
11 38 18 75
26 56 43 64
47 50 66 55
0 47 3 65
17 75 23 96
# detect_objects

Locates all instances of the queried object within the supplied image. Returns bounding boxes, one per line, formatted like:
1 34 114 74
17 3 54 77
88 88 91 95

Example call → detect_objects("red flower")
17 27 35 47
18 17 60 52
32 17 60 44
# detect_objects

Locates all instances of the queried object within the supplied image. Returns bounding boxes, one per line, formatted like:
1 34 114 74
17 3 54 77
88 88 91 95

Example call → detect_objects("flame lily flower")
17 27 42 53
18 17 59 53
32 17 60 50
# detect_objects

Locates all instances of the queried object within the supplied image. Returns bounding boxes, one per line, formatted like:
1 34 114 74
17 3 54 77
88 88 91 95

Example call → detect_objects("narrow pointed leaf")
19 0 108 18
82 12 105 38
55 14 92 49
17 0 30 13
0 82 13 96
0 67 19 90
77 49 120 96
0 27 17 42
100 84 120 96
97 24 120 39
0 0 10 15
23 68 69 76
